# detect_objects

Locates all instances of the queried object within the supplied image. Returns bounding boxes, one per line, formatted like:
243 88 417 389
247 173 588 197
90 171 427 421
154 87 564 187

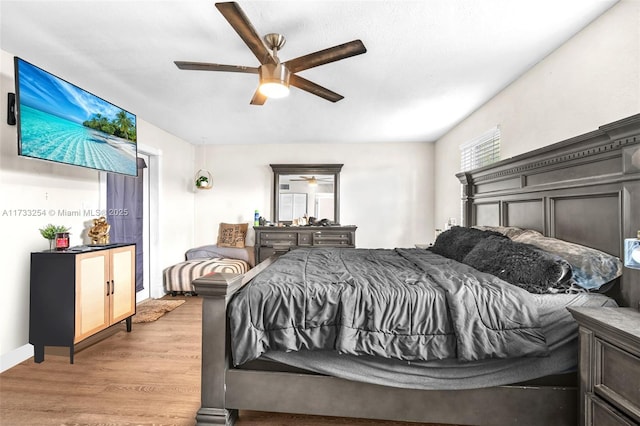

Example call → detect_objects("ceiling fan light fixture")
259 63 290 98
259 82 289 98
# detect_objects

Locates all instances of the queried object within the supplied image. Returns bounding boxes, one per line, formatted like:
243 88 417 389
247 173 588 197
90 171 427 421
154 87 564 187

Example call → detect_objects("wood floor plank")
0 295 459 426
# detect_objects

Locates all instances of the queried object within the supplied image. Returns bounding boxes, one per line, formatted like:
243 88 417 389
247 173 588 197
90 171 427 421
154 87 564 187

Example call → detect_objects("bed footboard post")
192 272 244 426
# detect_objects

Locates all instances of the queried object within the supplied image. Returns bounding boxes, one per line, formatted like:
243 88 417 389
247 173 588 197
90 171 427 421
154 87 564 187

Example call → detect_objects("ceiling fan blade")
289 74 344 103
284 40 367 73
250 88 267 105
174 61 259 74
215 2 276 66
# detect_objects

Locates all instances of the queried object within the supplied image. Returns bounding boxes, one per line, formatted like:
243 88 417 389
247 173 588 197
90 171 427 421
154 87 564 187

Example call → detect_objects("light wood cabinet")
30 244 136 363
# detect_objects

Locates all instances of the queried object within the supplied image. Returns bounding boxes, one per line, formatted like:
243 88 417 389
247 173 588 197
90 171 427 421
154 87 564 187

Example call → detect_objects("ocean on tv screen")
19 105 137 176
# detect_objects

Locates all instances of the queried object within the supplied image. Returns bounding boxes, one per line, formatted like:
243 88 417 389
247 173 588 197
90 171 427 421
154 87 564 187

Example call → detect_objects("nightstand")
567 307 640 426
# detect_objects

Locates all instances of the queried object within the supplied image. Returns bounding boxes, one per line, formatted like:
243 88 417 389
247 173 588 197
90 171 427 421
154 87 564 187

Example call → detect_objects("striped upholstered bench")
163 257 251 296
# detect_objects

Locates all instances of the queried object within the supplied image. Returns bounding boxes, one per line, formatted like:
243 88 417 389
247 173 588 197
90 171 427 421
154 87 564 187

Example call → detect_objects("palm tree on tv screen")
114 110 135 142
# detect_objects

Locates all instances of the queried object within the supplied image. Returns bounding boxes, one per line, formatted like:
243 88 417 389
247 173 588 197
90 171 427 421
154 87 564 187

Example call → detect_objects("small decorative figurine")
88 216 111 245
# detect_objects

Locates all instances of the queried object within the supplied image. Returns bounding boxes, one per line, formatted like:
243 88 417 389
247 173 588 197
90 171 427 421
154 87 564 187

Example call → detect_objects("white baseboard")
1 344 33 373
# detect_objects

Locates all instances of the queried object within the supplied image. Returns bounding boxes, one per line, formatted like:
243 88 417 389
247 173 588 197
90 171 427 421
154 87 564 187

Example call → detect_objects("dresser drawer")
261 239 296 247
589 394 637 426
297 233 312 246
258 247 276 260
260 231 297 247
312 231 353 246
594 339 640 423
261 232 298 241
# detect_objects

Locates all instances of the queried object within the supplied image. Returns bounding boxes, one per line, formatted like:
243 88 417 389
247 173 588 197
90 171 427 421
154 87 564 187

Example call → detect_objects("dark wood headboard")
457 114 640 308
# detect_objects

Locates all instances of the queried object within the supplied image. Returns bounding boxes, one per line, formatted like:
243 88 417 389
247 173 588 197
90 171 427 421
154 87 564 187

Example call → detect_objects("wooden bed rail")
192 256 276 425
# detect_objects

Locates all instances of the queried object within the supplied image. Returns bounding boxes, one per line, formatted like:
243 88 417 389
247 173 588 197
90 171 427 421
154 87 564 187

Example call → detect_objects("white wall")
193 142 435 249
136 121 196 271
0 48 196 371
434 0 640 227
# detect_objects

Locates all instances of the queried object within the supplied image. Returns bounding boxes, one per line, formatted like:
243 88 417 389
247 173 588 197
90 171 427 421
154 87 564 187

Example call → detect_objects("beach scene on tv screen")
17 59 137 176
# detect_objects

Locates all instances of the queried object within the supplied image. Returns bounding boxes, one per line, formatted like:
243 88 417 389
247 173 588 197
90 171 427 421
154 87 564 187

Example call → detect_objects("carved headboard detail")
457 114 640 308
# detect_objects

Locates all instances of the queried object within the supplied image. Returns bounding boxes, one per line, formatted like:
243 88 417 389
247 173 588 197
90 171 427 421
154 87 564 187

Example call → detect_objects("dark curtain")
107 157 147 292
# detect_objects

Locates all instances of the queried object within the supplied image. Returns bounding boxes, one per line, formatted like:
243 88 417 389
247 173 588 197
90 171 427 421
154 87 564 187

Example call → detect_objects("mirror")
271 164 343 225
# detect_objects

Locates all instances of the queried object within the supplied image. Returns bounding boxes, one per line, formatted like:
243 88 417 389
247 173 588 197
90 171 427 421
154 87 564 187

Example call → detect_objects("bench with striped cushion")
163 257 250 294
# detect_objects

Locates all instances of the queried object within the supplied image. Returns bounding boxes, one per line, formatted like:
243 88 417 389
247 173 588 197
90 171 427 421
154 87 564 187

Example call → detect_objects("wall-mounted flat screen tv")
14 57 137 176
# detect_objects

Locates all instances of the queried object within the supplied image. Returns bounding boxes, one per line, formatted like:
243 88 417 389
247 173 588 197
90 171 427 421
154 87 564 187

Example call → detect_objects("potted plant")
39 224 70 250
196 175 209 188
194 169 213 190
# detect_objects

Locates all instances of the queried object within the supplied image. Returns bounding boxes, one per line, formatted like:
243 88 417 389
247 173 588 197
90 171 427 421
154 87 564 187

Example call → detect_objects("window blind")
460 126 501 171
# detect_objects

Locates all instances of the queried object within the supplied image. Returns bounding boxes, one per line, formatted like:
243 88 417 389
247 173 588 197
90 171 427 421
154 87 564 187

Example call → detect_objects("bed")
163 245 253 295
192 113 640 426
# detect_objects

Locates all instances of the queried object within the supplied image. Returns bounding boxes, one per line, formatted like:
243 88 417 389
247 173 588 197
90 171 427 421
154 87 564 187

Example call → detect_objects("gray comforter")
228 248 549 366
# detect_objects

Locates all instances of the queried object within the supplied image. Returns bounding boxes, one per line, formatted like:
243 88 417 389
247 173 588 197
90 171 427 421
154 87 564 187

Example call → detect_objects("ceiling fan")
174 1 367 105
290 176 332 185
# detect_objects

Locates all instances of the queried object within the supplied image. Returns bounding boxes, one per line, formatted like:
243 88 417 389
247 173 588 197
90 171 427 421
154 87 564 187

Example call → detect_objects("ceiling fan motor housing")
264 33 286 51
259 63 291 98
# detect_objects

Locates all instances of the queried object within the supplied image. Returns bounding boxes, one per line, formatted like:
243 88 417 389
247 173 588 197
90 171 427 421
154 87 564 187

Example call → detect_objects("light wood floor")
0 296 458 426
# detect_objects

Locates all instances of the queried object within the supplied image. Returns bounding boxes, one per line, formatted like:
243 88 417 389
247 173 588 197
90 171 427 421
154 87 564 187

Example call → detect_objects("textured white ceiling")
1 0 619 145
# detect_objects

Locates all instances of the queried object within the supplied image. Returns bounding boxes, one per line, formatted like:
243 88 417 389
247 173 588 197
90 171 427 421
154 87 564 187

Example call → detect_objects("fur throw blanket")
462 236 573 293
430 226 506 262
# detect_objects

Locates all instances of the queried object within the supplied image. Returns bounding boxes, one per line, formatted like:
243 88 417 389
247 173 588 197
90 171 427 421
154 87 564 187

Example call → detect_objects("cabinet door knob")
106 281 110 296
111 280 115 295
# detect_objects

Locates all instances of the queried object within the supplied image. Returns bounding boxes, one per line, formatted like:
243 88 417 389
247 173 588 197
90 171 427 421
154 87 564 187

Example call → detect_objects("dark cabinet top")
35 243 135 254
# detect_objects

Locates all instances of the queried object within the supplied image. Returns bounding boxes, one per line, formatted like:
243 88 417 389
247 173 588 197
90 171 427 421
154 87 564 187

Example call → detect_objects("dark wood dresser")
254 225 357 263
568 307 640 426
